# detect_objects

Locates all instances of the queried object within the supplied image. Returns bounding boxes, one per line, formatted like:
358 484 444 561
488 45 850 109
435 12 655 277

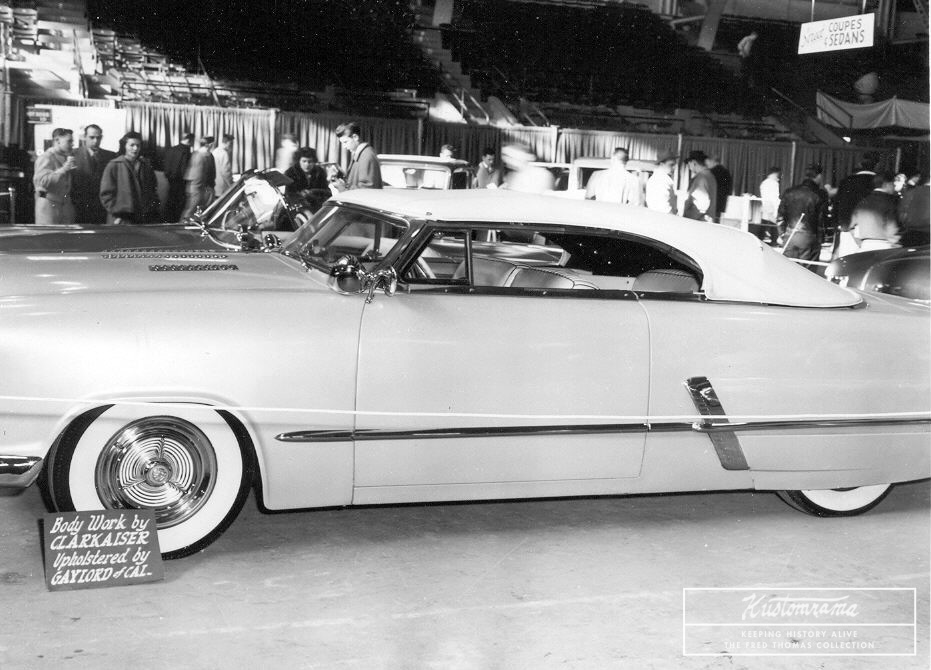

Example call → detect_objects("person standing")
99 131 160 224
163 132 193 222
33 127 77 224
706 156 732 218
212 133 234 198
681 150 717 222
331 121 382 191
834 154 878 231
474 147 502 189
275 134 298 173
70 124 116 224
777 174 825 270
585 147 644 206
181 136 216 219
850 173 901 250
645 153 677 214
758 167 781 244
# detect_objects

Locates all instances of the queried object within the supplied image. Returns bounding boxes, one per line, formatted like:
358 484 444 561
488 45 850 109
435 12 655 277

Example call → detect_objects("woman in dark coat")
99 131 160 224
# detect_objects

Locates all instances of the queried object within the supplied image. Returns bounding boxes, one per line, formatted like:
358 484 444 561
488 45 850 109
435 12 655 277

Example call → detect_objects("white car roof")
378 154 471 168
331 189 861 308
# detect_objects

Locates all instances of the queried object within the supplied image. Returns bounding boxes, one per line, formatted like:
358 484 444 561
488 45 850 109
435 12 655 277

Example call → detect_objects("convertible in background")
0 169 297 254
378 154 474 190
825 244 930 303
0 190 927 559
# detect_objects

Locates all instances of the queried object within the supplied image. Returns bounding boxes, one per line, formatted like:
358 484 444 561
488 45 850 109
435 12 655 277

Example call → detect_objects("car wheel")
47 405 253 559
777 484 892 517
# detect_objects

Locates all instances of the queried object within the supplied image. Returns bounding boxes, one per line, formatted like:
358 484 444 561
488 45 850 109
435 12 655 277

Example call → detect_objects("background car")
378 154 474 190
825 244 930 302
1 190 927 560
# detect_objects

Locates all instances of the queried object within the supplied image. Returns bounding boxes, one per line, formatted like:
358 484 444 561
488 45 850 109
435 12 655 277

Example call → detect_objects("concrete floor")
0 480 928 670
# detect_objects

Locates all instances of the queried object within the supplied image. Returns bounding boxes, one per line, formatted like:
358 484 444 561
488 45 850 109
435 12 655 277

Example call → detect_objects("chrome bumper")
0 456 43 489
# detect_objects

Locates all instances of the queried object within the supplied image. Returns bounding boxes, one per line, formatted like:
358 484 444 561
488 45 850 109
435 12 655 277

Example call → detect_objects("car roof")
330 189 860 308
572 157 656 172
378 155 472 168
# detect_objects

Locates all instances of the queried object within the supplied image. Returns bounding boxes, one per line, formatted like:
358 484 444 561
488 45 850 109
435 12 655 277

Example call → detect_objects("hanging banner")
798 13 875 55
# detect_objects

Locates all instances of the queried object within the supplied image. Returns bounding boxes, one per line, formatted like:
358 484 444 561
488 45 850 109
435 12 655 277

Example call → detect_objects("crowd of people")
33 126 236 225
32 123 929 268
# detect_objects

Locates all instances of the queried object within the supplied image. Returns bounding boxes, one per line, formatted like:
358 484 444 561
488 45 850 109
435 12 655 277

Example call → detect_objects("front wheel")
46 405 253 559
777 484 892 517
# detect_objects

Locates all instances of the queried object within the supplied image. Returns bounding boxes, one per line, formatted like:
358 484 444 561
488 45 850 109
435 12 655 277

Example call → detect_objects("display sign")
25 106 53 124
798 13 875 55
43 509 164 591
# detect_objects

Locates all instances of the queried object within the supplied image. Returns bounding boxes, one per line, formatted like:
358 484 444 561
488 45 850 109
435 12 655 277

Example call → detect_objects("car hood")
0 250 318 297
0 223 226 253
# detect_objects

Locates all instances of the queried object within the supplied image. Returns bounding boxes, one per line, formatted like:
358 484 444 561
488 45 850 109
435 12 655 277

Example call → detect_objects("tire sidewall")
54 404 246 558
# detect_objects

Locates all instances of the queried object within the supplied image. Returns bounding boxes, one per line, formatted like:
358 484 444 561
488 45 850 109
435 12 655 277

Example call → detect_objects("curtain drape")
276 112 420 169
123 102 276 174
422 122 501 164
817 92 930 130
555 129 679 164
11 97 115 148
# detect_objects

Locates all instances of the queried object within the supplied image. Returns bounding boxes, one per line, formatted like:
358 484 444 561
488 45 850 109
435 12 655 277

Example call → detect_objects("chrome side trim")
0 456 44 489
275 414 931 444
684 376 749 471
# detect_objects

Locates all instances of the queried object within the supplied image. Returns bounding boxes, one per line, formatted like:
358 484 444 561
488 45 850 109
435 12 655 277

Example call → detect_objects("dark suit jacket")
71 146 116 223
835 171 875 230
163 143 192 184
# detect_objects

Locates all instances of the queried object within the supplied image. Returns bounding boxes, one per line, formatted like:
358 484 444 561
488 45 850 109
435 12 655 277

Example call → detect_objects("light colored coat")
33 148 75 224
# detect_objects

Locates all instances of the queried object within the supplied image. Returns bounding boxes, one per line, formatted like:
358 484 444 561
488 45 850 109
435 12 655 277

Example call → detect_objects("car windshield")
282 204 408 271
200 173 297 234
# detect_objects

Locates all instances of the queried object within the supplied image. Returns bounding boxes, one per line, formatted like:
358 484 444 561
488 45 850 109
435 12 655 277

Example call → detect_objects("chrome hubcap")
95 416 217 528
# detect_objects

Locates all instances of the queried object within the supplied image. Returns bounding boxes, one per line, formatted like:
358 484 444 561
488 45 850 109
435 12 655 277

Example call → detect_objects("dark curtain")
680 137 794 196
555 129 678 164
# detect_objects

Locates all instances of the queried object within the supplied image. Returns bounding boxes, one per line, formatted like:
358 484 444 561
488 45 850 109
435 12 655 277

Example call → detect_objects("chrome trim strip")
275 415 931 443
0 456 44 489
684 376 749 470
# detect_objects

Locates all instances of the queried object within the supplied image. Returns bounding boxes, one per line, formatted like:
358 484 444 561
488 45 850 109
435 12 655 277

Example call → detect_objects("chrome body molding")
275 414 931 445
0 455 44 489
684 376 749 470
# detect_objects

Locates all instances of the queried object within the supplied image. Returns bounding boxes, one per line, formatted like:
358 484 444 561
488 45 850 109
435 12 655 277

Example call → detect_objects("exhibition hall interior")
0 0 929 668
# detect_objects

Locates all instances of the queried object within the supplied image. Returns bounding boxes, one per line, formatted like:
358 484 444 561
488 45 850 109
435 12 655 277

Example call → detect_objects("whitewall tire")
48 405 253 559
777 484 892 517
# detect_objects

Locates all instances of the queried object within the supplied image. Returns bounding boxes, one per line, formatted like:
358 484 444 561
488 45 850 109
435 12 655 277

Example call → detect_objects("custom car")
825 244 930 302
0 169 297 254
378 154 474 190
1 189 928 559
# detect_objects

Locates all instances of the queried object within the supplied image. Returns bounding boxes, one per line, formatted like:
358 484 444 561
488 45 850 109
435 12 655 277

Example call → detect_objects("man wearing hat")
645 152 677 214
682 150 717 222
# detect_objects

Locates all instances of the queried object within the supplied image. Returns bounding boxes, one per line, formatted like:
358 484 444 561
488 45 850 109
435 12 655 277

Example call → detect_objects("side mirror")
328 256 365 295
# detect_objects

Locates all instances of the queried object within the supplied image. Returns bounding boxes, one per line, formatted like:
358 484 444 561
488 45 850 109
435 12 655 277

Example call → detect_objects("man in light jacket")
212 133 234 198
33 127 77 224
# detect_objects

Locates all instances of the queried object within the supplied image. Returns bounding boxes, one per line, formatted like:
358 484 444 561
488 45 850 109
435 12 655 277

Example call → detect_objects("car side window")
403 225 701 294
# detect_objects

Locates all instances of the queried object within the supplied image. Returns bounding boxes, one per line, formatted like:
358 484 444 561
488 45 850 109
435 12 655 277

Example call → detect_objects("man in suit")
331 121 382 191
163 132 193 222
181 136 216 220
835 154 878 231
70 124 116 224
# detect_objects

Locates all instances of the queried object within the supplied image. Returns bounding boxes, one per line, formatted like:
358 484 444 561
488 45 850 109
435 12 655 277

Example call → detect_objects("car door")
351 225 651 505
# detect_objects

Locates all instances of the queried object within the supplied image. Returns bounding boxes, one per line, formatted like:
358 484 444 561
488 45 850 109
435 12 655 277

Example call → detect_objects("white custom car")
1 189 928 558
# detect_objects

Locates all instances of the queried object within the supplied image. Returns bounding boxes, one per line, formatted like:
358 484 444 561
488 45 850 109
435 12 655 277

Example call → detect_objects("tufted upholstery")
452 257 522 287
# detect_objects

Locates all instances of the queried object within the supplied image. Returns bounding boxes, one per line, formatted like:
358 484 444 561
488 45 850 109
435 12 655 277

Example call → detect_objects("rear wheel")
47 405 252 559
777 484 892 517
